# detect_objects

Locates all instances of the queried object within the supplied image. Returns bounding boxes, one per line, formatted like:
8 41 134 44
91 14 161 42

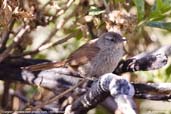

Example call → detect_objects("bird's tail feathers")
21 61 66 71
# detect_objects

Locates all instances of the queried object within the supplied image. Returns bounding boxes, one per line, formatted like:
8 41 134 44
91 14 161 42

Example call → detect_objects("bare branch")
114 45 171 74
133 83 171 101
21 68 81 91
65 74 136 114
134 93 171 101
0 45 170 113
101 0 110 13
133 83 171 93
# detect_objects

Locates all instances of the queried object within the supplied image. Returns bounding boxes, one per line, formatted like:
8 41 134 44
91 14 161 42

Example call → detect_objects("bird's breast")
78 47 124 77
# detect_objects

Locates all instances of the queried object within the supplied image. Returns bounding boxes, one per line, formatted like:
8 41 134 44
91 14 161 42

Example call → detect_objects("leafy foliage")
133 0 171 30
133 0 145 21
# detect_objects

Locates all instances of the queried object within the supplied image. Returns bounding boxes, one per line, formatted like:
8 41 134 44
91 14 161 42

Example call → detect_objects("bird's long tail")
21 61 66 71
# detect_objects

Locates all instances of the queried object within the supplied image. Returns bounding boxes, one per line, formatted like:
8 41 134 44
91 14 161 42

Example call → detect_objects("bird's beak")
121 37 127 42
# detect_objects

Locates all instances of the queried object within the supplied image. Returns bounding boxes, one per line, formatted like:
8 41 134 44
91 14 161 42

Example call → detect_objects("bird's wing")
22 40 100 71
66 41 100 67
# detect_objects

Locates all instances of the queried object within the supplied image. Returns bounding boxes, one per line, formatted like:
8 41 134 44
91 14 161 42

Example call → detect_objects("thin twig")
39 33 75 51
14 33 75 57
0 19 15 51
12 0 76 58
86 22 96 39
10 90 37 107
31 79 86 110
41 1 51 10
0 25 30 62
101 0 110 13
55 0 75 17
1 81 11 109
38 0 75 47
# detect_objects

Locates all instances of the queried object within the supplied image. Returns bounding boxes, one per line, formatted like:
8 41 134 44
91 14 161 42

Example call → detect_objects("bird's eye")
105 36 114 42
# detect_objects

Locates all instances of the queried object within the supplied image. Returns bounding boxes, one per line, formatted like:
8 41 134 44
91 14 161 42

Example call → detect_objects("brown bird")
22 32 126 78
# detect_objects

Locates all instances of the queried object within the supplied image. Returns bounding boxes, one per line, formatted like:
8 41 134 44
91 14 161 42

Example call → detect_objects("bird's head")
97 32 126 49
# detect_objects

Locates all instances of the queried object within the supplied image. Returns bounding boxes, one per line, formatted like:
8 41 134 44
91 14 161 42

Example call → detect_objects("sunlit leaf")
89 6 105 16
133 0 145 21
146 21 171 31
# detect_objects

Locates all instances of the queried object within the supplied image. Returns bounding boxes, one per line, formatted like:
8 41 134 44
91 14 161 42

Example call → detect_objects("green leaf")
165 64 171 82
146 21 171 31
89 6 105 16
149 0 171 20
133 0 145 21
149 15 166 21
